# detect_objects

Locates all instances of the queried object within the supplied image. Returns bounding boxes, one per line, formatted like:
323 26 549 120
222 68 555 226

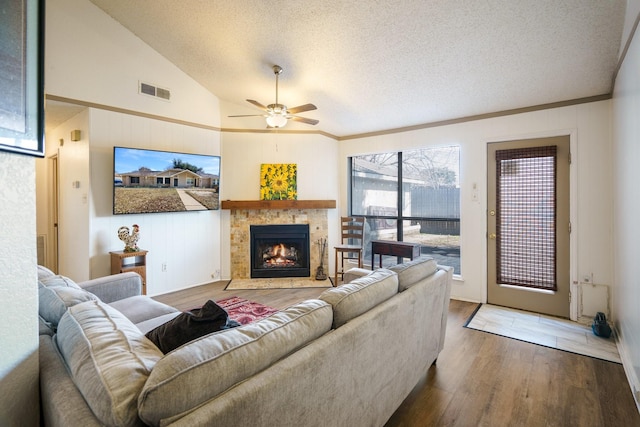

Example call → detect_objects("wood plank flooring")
153 283 640 426
152 280 327 312
386 300 640 427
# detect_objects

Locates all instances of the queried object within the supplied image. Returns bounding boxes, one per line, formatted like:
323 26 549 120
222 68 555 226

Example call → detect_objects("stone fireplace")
250 224 310 278
223 200 335 280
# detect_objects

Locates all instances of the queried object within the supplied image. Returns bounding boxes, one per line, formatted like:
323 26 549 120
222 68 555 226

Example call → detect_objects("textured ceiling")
85 0 626 138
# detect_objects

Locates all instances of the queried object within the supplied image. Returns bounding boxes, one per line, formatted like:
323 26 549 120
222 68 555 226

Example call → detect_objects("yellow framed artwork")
260 163 297 200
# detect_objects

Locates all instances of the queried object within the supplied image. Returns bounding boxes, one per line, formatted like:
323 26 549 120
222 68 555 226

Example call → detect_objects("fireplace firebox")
250 224 310 278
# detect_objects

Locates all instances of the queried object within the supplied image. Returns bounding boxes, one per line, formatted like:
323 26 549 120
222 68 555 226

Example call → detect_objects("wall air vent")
156 87 171 100
139 81 171 101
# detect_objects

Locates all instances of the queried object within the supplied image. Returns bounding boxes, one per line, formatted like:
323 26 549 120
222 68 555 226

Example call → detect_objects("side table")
371 240 421 269
110 250 148 295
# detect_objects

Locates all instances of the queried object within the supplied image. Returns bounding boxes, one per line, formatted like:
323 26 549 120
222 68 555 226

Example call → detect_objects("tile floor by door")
466 303 621 364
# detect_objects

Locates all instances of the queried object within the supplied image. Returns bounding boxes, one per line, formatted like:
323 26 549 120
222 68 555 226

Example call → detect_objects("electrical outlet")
161 262 167 272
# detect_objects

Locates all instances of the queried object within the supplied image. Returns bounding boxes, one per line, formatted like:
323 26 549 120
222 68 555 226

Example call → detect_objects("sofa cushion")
388 256 438 291
109 295 179 324
138 299 333 426
145 300 241 353
55 300 163 427
319 268 398 328
38 274 82 290
37 264 56 280
38 285 98 328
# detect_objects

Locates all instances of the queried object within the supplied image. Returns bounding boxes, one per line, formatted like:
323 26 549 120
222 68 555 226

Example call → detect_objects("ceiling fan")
229 65 319 128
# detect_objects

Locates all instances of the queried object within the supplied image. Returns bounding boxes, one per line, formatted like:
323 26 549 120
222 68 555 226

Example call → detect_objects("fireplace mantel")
221 200 336 210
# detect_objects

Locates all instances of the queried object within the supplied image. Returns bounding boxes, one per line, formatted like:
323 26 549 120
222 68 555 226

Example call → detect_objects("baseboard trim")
614 324 640 413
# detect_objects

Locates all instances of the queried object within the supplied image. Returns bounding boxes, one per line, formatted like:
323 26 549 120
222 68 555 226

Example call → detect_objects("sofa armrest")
436 265 453 354
343 267 372 284
77 272 142 303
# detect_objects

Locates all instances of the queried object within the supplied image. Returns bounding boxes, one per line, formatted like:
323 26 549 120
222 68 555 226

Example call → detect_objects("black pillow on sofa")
145 300 241 353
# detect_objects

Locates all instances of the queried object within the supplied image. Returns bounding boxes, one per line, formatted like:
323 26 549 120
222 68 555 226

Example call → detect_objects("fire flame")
263 243 296 267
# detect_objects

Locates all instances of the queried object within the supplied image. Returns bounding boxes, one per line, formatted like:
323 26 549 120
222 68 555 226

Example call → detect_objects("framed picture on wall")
0 0 45 157
260 163 298 200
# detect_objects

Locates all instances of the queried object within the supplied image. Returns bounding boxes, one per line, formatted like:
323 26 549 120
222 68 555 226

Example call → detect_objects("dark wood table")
371 240 421 268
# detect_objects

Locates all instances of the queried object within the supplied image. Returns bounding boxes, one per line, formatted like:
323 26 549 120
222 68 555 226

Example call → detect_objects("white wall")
612 15 640 406
43 107 222 293
220 131 340 279
45 110 91 280
44 0 223 291
339 101 613 305
88 108 222 294
0 153 39 426
45 0 219 128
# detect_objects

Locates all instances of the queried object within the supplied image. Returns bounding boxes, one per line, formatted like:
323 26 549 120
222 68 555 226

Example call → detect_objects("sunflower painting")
260 164 298 200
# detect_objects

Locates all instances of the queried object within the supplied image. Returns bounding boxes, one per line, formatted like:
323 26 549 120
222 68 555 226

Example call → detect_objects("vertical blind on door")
495 146 557 290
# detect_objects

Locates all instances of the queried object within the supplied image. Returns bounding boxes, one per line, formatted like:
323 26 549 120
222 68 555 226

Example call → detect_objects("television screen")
113 146 220 214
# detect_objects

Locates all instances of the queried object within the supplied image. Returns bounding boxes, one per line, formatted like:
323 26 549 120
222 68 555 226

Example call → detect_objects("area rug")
465 303 621 364
216 296 279 325
224 277 333 290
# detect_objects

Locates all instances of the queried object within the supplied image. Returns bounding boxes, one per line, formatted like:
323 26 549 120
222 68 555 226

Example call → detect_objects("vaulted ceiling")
86 0 626 138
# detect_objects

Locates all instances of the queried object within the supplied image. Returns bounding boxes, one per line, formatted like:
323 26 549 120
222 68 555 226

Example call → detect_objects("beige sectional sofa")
38 257 452 427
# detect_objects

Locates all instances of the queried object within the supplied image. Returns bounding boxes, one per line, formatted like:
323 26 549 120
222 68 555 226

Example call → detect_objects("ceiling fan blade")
228 114 266 117
246 99 268 111
288 103 317 114
289 116 319 125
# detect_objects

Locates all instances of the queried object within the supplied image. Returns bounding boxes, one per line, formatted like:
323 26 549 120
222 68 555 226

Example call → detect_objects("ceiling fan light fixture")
229 65 317 128
266 114 288 128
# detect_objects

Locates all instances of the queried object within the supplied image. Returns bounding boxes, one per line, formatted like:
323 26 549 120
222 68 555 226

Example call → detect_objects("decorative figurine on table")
118 224 140 252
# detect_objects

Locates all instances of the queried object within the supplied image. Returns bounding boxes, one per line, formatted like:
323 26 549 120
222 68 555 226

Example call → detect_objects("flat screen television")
113 146 220 214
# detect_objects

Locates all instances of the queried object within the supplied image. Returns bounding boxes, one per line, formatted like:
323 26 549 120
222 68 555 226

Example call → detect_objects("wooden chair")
334 216 366 285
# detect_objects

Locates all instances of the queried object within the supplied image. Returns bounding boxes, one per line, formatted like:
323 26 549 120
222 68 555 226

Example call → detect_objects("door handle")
489 233 496 240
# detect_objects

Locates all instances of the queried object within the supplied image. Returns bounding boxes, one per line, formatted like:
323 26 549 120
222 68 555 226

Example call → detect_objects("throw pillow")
388 256 437 291
38 274 82 290
320 268 399 328
145 300 241 353
38 286 98 328
55 300 163 427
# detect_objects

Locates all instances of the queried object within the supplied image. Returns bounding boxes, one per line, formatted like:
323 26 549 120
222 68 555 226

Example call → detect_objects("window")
186 177 195 186
496 146 557 289
130 176 140 185
350 146 460 274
